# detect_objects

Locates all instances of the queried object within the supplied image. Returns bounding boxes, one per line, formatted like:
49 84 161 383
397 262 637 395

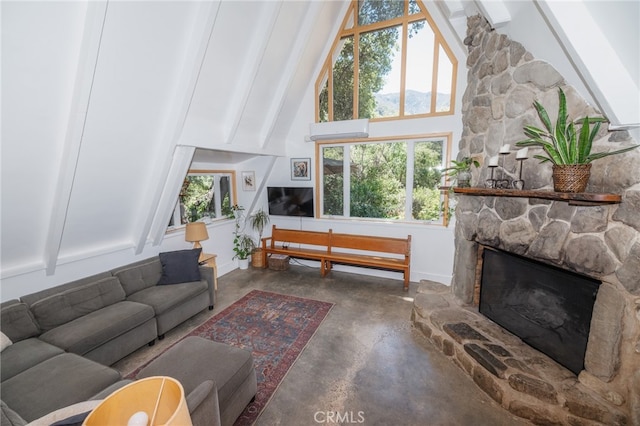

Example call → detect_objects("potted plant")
233 233 255 270
516 87 639 192
248 208 270 268
442 157 480 187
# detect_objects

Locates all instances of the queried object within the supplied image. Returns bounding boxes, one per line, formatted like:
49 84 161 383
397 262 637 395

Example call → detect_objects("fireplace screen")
479 247 600 375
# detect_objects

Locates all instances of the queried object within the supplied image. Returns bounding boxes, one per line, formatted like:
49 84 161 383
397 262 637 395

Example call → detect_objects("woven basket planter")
251 248 265 268
552 164 591 193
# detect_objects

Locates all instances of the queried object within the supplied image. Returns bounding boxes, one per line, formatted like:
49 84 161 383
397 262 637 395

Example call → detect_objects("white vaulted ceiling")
2 0 638 299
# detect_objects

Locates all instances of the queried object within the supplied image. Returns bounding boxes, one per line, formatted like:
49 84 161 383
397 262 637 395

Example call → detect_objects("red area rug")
133 290 333 425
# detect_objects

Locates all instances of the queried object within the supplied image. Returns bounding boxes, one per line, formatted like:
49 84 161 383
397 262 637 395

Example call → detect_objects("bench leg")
404 274 409 292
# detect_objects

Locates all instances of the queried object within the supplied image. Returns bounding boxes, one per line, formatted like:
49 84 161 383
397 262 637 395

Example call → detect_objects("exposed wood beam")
133 1 222 253
44 1 108 275
223 1 282 144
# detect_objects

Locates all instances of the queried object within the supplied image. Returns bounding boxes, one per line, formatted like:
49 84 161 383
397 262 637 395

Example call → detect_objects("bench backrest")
269 225 331 247
330 233 411 258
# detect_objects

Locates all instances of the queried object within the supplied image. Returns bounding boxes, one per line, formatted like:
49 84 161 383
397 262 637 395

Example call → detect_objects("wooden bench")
261 225 411 291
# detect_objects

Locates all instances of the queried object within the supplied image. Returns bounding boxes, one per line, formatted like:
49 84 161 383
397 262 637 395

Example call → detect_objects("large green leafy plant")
516 88 639 164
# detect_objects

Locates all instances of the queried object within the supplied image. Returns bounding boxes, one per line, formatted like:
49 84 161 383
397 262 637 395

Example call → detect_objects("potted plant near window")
248 208 270 268
442 157 480 188
516 87 639 193
231 205 254 269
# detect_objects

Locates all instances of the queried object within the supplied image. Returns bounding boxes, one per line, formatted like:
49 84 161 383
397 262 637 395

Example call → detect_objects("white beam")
473 0 511 28
44 1 108 275
223 1 282 144
259 2 323 148
537 0 639 128
133 1 222 253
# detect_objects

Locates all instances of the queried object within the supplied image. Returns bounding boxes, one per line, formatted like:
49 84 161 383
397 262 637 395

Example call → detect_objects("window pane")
318 69 329 123
358 0 404 26
180 176 215 223
219 176 231 216
323 146 344 216
436 43 454 112
405 20 433 115
408 0 420 15
412 140 444 220
333 36 355 121
350 142 406 219
359 26 401 119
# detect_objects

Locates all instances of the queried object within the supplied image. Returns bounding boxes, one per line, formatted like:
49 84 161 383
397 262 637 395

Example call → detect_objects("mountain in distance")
374 90 451 116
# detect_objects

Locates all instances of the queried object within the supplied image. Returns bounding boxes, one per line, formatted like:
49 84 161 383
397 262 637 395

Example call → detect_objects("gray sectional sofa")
0 250 224 425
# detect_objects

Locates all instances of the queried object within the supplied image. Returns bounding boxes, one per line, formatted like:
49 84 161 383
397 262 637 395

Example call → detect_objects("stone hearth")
412 15 640 426
412 280 627 425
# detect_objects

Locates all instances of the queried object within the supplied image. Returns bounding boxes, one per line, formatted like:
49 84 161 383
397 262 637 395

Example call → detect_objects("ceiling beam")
133 1 222 253
223 1 282 145
44 2 108 275
259 2 323 148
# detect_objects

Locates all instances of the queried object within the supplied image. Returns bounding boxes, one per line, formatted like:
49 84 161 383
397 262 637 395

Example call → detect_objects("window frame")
166 169 238 231
315 0 458 122
314 133 452 226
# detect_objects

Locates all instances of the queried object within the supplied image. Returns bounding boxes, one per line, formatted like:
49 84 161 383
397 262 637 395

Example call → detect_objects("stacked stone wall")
447 15 640 424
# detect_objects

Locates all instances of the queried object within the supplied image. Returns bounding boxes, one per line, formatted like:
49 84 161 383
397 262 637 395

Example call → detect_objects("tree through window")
316 0 457 122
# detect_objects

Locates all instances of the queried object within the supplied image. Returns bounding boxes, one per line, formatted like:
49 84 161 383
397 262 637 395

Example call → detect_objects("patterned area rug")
132 290 333 426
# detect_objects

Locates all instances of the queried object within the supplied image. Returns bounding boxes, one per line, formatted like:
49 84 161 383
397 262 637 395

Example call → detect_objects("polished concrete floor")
114 264 529 425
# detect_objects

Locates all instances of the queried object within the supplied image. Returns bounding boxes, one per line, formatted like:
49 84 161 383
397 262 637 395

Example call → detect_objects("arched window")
316 0 457 122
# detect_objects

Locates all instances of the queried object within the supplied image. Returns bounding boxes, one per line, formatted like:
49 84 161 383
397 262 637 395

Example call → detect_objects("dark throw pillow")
157 249 202 285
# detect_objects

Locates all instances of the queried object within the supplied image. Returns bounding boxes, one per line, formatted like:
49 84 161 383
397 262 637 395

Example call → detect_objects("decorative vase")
238 258 249 270
552 164 591 193
457 170 472 188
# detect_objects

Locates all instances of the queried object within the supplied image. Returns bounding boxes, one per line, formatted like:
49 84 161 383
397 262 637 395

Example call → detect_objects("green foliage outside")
322 140 443 221
318 1 446 223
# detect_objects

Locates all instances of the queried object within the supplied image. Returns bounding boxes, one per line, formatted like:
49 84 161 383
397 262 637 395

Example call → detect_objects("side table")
200 253 218 291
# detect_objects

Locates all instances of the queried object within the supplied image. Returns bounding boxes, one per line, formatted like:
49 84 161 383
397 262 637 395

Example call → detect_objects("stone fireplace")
412 15 640 425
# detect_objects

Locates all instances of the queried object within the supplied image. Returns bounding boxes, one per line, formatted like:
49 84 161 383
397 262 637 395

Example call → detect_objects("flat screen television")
267 187 314 217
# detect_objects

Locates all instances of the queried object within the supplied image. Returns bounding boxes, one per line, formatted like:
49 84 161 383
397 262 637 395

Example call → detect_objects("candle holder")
496 152 511 189
485 165 498 188
512 157 527 190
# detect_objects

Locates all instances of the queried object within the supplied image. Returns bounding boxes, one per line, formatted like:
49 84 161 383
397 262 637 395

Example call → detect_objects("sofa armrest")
199 266 215 308
187 380 221 426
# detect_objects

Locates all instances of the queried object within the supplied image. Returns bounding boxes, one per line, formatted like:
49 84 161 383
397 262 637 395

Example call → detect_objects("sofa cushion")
0 338 64 382
113 258 163 296
1 353 120 423
157 249 202 285
0 300 40 343
29 277 125 332
38 301 154 357
1 400 26 426
0 332 12 352
126 280 207 316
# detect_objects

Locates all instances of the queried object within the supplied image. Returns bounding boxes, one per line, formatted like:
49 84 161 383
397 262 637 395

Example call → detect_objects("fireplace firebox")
479 247 600 375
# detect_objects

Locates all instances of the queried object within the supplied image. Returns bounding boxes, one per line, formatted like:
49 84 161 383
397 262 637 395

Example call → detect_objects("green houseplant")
231 204 254 269
248 208 270 268
516 87 639 192
442 157 480 187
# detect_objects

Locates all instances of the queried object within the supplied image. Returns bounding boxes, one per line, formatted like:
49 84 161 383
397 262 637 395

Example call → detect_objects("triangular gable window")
316 0 457 122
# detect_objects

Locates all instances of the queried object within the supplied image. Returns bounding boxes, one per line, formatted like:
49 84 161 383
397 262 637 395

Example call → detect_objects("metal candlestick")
497 152 511 189
513 157 527 190
486 165 497 188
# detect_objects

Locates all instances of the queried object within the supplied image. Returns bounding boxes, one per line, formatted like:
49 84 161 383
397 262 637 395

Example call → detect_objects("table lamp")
185 222 209 260
83 376 192 426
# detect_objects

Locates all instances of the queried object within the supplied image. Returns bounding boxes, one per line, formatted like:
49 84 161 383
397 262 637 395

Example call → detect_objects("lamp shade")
83 376 192 426
185 222 209 243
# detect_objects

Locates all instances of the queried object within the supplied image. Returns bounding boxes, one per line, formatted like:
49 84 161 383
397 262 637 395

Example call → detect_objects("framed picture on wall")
291 158 311 181
242 171 256 191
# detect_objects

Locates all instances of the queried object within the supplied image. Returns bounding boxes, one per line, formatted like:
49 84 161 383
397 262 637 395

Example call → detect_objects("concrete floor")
114 264 530 425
